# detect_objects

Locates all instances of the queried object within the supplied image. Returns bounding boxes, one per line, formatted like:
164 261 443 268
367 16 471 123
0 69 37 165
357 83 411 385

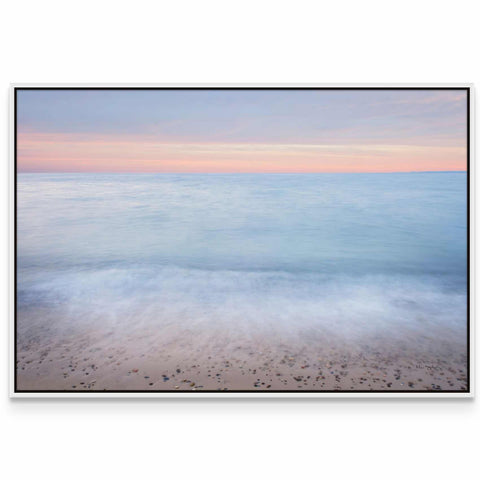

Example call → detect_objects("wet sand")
16 314 468 392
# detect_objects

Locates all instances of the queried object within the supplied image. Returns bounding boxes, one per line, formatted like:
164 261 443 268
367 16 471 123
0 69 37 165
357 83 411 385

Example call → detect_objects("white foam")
18 266 467 349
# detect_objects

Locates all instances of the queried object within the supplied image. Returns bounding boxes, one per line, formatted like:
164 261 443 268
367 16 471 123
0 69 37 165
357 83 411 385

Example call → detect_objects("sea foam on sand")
17 266 467 391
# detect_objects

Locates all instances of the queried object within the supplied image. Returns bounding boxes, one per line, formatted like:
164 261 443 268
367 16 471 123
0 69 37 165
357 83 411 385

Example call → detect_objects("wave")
17 265 467 349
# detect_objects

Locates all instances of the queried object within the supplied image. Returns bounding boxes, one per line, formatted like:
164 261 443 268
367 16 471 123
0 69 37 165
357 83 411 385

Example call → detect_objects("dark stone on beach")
176 369 181 373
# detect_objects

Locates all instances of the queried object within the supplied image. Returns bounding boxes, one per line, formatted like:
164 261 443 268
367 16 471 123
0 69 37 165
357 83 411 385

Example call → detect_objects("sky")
16 89 468 173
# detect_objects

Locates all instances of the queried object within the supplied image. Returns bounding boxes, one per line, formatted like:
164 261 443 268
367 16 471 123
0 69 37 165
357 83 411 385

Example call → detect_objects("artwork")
13 86 471 396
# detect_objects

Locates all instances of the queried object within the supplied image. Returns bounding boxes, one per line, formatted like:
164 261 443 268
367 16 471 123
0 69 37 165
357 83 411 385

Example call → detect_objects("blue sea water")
17 173 467 344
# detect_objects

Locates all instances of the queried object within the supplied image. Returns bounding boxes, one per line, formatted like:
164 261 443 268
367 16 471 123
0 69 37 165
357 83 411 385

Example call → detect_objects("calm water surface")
17 173 467 343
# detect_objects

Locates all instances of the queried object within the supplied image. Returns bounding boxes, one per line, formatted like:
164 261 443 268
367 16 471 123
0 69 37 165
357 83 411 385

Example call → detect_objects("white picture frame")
9 83 475 398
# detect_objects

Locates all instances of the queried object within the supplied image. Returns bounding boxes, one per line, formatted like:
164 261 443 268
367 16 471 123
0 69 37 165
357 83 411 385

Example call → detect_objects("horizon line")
17 170 467 174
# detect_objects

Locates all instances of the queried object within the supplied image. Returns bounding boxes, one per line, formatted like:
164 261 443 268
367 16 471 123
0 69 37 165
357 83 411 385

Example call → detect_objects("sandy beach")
17 310 468 392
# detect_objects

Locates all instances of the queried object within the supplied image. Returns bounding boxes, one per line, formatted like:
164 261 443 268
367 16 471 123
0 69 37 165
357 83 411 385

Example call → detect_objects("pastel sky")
16 89 468 173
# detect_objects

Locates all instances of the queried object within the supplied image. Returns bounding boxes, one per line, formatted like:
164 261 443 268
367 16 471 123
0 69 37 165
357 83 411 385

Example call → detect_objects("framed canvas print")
10 84 473 397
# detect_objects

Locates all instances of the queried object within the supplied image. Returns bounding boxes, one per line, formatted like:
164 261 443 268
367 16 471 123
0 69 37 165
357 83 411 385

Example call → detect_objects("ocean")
16 173 468 390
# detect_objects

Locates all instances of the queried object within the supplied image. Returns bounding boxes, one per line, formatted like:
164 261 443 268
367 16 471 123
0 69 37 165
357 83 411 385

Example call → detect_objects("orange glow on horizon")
17 131 467 173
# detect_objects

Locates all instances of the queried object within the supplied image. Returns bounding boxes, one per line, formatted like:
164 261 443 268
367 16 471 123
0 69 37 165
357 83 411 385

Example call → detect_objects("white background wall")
1 1 478 479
